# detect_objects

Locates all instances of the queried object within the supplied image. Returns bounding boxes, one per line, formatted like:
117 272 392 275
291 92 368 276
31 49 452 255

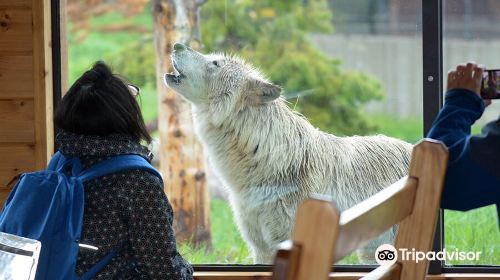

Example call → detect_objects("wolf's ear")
246 79 282 105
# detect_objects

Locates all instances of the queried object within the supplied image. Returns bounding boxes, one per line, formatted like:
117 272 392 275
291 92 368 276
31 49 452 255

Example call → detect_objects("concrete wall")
311 34 500 125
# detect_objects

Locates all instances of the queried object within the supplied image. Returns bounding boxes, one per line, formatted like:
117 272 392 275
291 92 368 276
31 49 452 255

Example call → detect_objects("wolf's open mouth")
165 61 186 85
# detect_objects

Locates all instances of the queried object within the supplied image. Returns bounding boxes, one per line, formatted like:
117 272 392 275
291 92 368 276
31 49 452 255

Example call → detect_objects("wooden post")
32 0 54 169
152 0 211 247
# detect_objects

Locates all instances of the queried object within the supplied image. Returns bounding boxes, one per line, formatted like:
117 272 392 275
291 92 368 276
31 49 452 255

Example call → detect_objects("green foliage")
108 38 157 88
103 0 384 135
67 10 154 85
200 0 332 52
67 10 157 122
200 0 384 135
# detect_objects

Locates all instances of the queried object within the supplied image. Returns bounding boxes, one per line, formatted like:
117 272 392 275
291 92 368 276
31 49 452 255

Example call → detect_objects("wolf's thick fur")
164 43 413 263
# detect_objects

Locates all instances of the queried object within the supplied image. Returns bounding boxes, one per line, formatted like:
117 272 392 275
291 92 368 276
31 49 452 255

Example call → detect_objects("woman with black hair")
54 61 193 279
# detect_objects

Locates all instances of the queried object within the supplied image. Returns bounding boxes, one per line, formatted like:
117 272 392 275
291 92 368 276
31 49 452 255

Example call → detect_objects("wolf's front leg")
235 200 279 264
252 226 292 264
253 202 297 264
253 249 277 264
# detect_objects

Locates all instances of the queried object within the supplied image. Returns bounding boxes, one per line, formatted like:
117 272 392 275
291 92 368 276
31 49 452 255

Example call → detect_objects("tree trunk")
152 0 211 247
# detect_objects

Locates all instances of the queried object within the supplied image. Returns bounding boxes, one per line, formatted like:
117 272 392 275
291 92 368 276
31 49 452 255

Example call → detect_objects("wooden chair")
272 139 449 280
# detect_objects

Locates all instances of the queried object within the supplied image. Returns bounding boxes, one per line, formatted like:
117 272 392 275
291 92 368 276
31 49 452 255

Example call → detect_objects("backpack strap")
77 154 162 183
79 248 120 280
48 152 86 178
47 151 66 171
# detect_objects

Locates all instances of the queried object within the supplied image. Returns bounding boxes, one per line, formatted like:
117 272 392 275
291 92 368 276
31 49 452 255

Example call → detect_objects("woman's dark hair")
54 61 152 143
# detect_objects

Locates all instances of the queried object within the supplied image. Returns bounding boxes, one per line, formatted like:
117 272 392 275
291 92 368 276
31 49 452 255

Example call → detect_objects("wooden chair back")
272 139 449 280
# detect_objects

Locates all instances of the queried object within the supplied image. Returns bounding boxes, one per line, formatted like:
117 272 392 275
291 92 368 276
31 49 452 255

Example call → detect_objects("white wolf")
164 43 413 264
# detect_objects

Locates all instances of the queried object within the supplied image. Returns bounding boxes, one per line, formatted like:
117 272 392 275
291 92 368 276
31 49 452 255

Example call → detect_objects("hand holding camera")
480 69 500 100
447 62 496 107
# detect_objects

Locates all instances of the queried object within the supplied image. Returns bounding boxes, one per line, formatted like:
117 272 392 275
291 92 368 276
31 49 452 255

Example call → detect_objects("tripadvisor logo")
375 244 398 266
375 244 482 265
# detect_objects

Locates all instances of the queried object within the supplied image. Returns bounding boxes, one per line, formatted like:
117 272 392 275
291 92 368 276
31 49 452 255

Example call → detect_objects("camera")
480 69 500 99
377 249 396 261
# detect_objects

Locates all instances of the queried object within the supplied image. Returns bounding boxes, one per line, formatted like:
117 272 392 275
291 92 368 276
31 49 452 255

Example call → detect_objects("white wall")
311 34 500 125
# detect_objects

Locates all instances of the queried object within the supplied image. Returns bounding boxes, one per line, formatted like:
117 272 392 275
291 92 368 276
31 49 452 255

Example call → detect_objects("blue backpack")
0 152 161 280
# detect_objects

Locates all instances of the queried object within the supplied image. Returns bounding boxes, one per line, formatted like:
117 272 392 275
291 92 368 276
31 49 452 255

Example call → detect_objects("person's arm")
469 117 500 178
427 88 484 163
427 62 485 166
427 90 500 210
124 170 193 280
427 88 484 164
427 63 500 212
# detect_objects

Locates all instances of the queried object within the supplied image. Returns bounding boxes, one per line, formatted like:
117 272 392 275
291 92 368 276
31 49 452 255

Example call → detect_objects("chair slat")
361 263 402 280
293 199 340 280
396 140 448 279
333 177 418 262
272 240 302 280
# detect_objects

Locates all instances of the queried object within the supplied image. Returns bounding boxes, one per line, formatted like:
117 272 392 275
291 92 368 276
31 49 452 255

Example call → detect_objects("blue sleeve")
427 89 485 162
427 89 500 216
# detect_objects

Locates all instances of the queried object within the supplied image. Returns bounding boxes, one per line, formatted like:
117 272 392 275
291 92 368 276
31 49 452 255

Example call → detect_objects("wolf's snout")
173 43 187 51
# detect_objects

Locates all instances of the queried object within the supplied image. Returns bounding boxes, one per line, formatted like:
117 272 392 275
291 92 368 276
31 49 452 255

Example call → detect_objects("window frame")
50 0 499 274
52 0 62 113
422 0 444 274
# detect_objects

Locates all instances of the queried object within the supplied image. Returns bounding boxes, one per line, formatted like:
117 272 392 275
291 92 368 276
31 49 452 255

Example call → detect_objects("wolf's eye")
212 61 220 67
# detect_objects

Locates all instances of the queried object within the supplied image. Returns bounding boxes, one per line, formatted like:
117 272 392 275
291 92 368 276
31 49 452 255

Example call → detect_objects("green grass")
180 199 499 266
179 198 359 265
179 199 252 264
371 114 423 144
136 83 158 123
445 206 500 265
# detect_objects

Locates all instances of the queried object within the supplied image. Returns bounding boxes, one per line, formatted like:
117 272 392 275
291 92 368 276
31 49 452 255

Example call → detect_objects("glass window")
443 0 500 266
202 0 423 265
64 0 437 267
63 0 500 271
323 0 423 144
320 0 422 264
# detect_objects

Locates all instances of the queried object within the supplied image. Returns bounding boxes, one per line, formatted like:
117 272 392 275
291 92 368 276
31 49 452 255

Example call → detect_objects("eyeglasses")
127 84 140 97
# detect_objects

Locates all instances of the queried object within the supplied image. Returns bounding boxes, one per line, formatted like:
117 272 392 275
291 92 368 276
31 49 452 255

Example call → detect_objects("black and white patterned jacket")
56 132 193 280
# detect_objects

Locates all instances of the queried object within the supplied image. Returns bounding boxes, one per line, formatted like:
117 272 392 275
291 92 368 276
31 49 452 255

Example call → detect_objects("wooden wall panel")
0 0 53 204
0 9 33 54
0 120 34 142
0 0 31 8
0 100 35 143
0 144 35 188
0 99 34 120
32 0 53 169
0 56 34 98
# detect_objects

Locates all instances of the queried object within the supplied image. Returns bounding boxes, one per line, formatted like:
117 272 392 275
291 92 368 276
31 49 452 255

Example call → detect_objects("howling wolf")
164 43 412 264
